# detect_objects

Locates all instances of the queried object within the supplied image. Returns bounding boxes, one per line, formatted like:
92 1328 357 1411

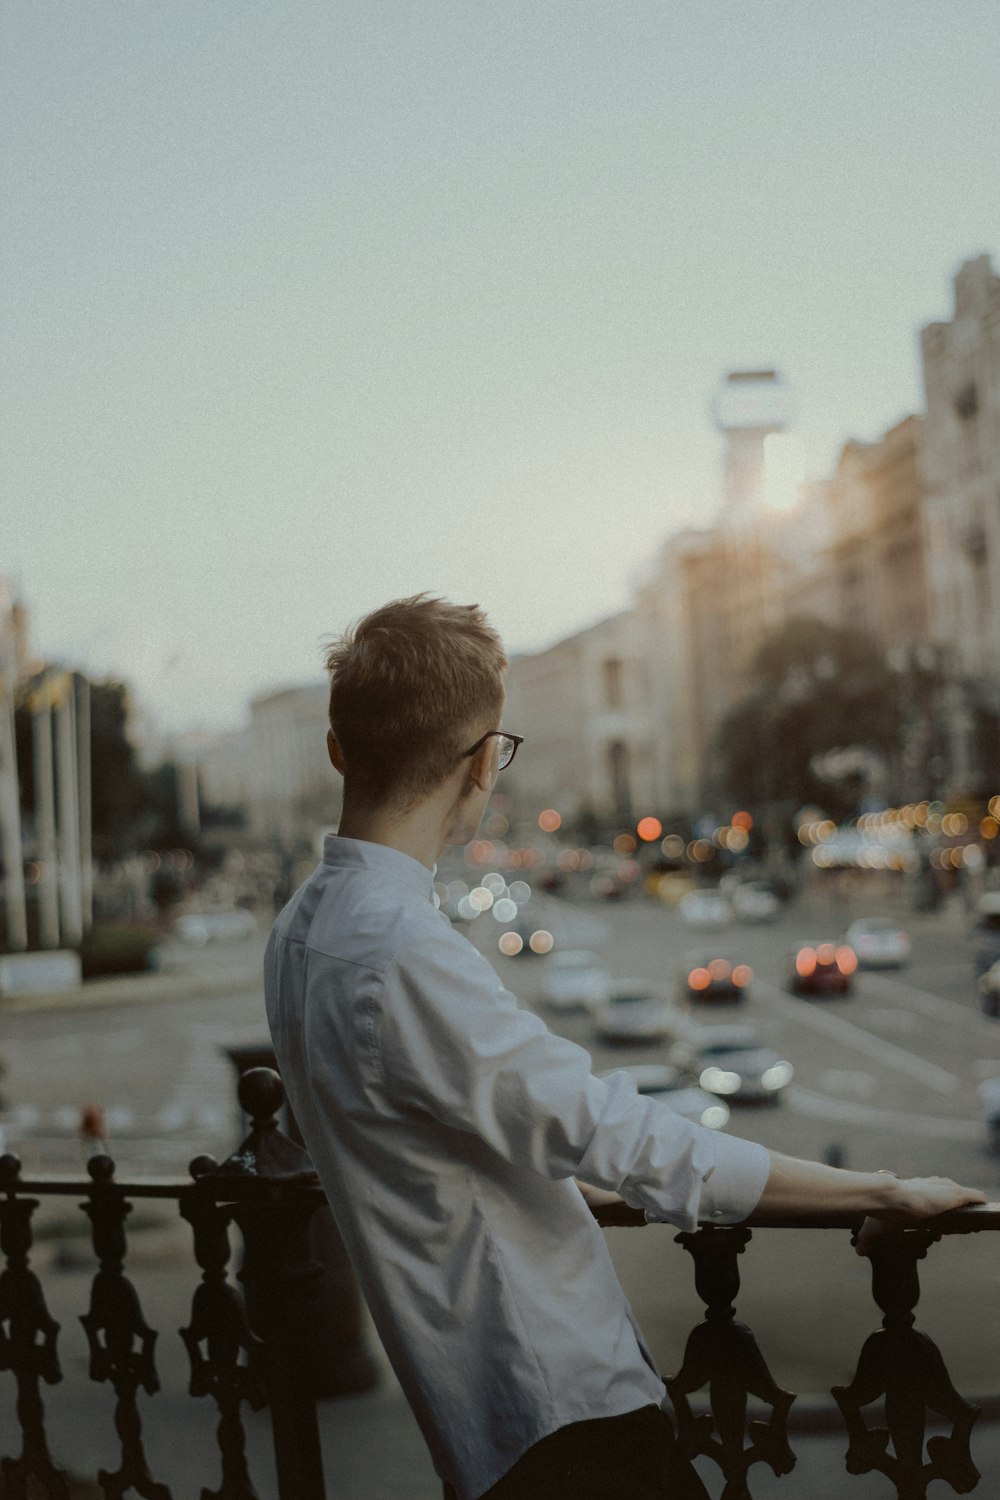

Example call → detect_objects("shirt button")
712 1210 725 1219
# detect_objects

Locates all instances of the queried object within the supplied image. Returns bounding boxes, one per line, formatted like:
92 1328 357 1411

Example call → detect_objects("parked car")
679 949 752 1004
597 1063 730 1131
844 917 911 969
670 1024 793 1104
540 949 612 1012
971 893 1000 978
731 882 782 924
176 909 257 945
787 939 857 996
594 981 680 1044
678 890 732 930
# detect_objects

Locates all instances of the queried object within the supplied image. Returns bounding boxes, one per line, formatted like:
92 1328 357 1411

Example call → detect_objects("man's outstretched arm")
579 1152 986 1253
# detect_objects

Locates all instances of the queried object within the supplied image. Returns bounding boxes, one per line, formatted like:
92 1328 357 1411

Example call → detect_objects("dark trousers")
443 1404 709 1500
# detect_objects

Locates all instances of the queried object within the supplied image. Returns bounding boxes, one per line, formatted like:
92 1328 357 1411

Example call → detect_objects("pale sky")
4 2 999 737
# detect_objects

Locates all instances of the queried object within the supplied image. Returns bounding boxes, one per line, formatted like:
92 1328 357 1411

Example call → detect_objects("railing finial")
238 1066 284 1128
210 1067 317 1183
86 1154 116 1184
0 1152 23 1185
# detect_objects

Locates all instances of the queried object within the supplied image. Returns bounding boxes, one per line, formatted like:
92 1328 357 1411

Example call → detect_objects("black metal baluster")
665 1224 795 1500
180 1164 266 1500
78 1154 172 1500
209 1069 328 1500
0 1152 70 1499
832 1226 980 1498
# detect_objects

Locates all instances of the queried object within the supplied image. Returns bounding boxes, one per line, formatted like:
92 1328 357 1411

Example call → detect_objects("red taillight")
732 964 753 987
708 958 731 981
816 942 837 966
689 967 711 990
835 945 858 975
795 947 816 977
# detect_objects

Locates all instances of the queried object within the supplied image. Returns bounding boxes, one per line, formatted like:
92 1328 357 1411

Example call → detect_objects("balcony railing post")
665 1224 795 1498
180 1161 266 1500
0 1152 69 1499
79 1153 172 1500
224 1043 378 1399
833 1226 980 1499
206 1068 328 1500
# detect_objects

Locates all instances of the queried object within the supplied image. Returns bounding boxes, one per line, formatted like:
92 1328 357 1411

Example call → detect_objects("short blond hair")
325 594 507 808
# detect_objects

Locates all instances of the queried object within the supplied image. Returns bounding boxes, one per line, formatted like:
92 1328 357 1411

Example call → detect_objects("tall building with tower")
712 369 794 518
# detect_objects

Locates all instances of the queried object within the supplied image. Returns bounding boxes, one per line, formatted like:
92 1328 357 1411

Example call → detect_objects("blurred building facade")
502 611 655 831
197 681 336 845
825 416 930 649
504 253 1000 829
920 253 1000 792
632 529 730 817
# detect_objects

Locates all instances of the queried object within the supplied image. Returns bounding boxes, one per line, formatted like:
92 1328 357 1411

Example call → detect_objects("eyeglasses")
462 729 524 770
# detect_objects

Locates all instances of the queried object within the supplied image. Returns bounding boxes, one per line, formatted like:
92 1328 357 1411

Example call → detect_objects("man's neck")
336 803 445 871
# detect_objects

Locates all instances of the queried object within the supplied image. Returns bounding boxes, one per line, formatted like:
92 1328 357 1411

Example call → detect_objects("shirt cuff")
642 1132 771 1228
696 1133 771 1224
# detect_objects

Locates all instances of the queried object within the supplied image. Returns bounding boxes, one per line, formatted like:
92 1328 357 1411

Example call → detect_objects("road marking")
862 1007 918 1033
861 972 995 1033
787 1085 982 1141
752 980 960 1094
819 1069 876 1096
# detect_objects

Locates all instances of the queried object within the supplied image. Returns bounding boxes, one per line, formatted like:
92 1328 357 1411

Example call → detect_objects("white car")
844 917 911 969
679 891 732 930
598 1063 730 1131
176 909 257 945
594 981 680 1043
540 949 612 1012
731 883 782 923
670 1023 793 1104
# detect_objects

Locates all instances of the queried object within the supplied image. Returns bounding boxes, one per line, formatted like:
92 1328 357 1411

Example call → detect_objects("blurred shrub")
79 922 161 980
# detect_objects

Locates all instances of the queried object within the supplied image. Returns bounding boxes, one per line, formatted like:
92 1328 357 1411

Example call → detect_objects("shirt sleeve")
375 930 770 1233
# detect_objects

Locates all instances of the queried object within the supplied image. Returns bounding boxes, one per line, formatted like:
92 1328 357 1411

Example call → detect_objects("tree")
715 618 905 821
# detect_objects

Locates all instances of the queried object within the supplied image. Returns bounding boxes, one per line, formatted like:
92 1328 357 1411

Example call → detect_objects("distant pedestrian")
265 594 985 1500
79 1102 109 1159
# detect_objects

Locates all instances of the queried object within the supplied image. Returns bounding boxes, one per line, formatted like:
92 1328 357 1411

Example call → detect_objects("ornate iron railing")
1 1067 998 1500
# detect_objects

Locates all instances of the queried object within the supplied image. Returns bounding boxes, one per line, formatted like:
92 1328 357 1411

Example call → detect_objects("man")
265 594 984 1500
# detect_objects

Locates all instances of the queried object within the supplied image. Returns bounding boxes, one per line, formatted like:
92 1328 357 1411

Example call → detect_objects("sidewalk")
0 931 267 1015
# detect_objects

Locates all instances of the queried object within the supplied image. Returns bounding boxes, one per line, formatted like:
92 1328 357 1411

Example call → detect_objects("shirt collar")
322 834 435 900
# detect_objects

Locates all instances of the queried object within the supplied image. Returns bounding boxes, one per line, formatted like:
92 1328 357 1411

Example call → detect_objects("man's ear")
327 729 346 775
467 738 496 794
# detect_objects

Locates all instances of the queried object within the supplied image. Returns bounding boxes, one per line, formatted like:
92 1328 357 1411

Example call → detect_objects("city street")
3 880 1000 1401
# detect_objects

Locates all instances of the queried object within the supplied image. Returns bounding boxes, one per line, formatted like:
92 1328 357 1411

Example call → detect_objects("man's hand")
855 1174 987 1256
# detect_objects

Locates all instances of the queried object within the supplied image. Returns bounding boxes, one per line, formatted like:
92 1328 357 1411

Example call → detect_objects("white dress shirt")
264 835 770 1500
